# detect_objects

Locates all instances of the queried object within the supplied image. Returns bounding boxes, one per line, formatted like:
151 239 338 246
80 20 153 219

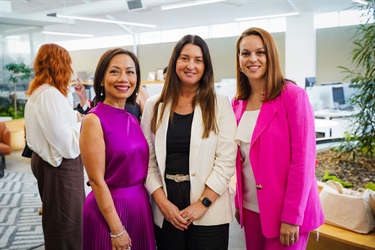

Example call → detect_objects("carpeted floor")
0 171 44 250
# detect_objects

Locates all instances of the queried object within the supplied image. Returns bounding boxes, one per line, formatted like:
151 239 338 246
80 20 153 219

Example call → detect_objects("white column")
285 13 315 88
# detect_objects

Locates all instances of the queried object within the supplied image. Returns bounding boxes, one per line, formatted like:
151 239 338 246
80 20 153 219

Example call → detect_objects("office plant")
3 62 33 118
338 0 375 160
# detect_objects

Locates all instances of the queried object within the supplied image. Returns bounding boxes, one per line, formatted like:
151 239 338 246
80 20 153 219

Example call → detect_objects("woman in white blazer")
141 34 237 250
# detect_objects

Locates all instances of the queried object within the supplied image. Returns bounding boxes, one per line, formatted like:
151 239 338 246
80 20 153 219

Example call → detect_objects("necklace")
177 103 190 109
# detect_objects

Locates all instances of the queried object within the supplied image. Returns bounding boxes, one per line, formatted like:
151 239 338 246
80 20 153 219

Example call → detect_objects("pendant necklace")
178 103 190 109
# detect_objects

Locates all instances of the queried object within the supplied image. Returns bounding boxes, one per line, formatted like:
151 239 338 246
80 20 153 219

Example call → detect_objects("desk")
314 109 358 120
314 109 358 137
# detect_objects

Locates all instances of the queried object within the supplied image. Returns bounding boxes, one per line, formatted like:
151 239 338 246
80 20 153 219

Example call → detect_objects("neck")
103 99 126 109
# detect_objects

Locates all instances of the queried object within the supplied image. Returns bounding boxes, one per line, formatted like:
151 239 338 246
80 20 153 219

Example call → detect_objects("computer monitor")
332 86 345 105
305 77 316 89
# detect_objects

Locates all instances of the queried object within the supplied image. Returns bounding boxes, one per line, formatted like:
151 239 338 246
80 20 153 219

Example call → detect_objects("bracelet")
110 226 125 238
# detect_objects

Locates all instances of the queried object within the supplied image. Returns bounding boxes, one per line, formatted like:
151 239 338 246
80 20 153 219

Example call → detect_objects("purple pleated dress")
83 102 155 250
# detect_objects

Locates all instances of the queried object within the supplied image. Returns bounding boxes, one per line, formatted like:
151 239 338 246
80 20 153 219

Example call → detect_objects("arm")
280 85 316 245
74 79 91 114
37 87 81 160
80 114 131 249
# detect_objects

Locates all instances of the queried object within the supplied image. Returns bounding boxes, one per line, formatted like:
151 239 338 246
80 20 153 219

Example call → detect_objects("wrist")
110 226 125 238
199 196 212 208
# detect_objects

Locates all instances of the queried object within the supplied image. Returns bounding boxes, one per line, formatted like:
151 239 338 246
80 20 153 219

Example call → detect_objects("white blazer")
141 94 237 228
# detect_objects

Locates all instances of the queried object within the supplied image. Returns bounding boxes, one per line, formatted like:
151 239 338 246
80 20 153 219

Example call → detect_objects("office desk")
314 109 358 137
315 119 339 138
314 109 358 120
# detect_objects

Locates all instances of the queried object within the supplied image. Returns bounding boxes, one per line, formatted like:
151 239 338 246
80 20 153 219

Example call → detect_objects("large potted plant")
338 0 375 160
3 62 33 118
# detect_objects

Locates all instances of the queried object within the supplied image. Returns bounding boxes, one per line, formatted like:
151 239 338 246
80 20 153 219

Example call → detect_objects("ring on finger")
184 217 189 221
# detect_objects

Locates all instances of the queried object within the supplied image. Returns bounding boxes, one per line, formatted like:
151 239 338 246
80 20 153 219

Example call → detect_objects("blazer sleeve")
281 85 317 225
205 95 237 195
140 96 163 195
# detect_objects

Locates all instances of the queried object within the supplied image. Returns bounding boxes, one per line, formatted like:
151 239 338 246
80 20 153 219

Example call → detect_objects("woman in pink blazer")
232 27 324 249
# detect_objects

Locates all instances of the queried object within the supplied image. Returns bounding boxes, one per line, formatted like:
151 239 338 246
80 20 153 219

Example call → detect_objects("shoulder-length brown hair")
151 34 217 138
27 43 72 96
91 48 140 107
235 27 293 102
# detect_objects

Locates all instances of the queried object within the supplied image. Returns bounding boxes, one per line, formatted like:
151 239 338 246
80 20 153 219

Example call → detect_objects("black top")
125 103 141 121
165 112 193 175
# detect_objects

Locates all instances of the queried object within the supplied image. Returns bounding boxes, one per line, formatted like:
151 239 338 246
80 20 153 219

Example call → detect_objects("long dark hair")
92 48 140 107
151 34 217 138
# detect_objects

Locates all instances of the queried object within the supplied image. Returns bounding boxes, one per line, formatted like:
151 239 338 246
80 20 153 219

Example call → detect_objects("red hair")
27 43 73 96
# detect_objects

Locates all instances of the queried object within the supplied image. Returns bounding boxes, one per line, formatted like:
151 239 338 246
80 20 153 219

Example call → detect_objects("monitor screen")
305 77 316 89
332 86 345 105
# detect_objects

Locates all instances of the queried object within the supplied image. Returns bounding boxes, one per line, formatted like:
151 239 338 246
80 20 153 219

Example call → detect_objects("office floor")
3 151 246 250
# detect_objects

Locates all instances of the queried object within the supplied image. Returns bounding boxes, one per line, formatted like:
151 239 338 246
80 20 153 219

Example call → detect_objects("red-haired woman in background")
25 43 84 250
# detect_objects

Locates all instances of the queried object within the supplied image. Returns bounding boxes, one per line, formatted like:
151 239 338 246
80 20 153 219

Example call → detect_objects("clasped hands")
159 199 208 231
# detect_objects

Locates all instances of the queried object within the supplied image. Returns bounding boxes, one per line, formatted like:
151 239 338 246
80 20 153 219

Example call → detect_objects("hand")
111 229 132 250
180 202 208 226
279 222 299 246
158 198 188 231
234 208 240 224
74 78 88 106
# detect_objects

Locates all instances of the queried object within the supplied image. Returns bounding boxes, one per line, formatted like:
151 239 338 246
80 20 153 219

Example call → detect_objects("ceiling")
1 0 356 42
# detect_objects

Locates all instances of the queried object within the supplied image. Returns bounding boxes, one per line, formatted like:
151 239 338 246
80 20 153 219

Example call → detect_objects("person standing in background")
24 43 85 250
80 48 156 250
232 27 324 249
141 34 237 250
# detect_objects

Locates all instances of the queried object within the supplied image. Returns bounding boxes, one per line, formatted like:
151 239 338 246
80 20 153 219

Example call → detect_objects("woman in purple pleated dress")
80 48 156 250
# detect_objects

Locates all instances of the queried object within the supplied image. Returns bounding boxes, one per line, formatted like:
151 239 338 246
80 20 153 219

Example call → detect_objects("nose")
187 59 195 69
249 53 257 63
118 71 128 82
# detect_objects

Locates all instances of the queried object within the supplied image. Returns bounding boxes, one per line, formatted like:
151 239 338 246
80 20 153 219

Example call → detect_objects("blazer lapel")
251 101 277 148
155 102 171 176
189 105 203 167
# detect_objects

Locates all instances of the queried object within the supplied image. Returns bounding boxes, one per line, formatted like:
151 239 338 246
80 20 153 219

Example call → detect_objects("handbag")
21 144 33 158
320 180 375 234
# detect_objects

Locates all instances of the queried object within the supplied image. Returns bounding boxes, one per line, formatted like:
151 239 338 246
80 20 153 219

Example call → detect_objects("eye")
109 69 119 74
195 58 203 63
241 51 250 56
257 51 266 55
180 56 189 61
126 70 135 75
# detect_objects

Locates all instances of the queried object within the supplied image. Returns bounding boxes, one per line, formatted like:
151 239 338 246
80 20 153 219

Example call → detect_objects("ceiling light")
47 13 156 28
352 0 368 5
41 31 93 38
161 0 226 11
235 12 299 22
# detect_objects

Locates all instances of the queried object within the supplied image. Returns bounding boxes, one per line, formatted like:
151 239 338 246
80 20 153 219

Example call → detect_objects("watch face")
202 197 212 207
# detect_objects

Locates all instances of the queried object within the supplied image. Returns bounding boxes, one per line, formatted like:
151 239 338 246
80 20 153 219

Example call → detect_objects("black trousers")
155 179 229 250
155 221 229 250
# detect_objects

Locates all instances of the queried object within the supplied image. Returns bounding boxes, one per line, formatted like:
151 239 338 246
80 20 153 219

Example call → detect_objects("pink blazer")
232 82 324 238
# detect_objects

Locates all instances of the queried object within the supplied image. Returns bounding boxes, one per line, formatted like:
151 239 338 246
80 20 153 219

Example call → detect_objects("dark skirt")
31 153 85 250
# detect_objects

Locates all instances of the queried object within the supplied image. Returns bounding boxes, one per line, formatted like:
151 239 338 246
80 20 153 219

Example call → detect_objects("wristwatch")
200 196 212 207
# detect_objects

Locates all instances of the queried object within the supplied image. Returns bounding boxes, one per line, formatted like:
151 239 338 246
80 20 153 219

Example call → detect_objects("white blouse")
25 84 81 167
235 110 260 213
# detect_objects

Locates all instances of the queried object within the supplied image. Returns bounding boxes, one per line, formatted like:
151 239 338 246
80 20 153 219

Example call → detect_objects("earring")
100 86 104 96
239 67 243 72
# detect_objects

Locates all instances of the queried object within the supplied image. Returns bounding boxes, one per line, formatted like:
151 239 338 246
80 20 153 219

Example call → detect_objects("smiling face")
238 34 267 84
102 54 137 107
176 44 205 88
